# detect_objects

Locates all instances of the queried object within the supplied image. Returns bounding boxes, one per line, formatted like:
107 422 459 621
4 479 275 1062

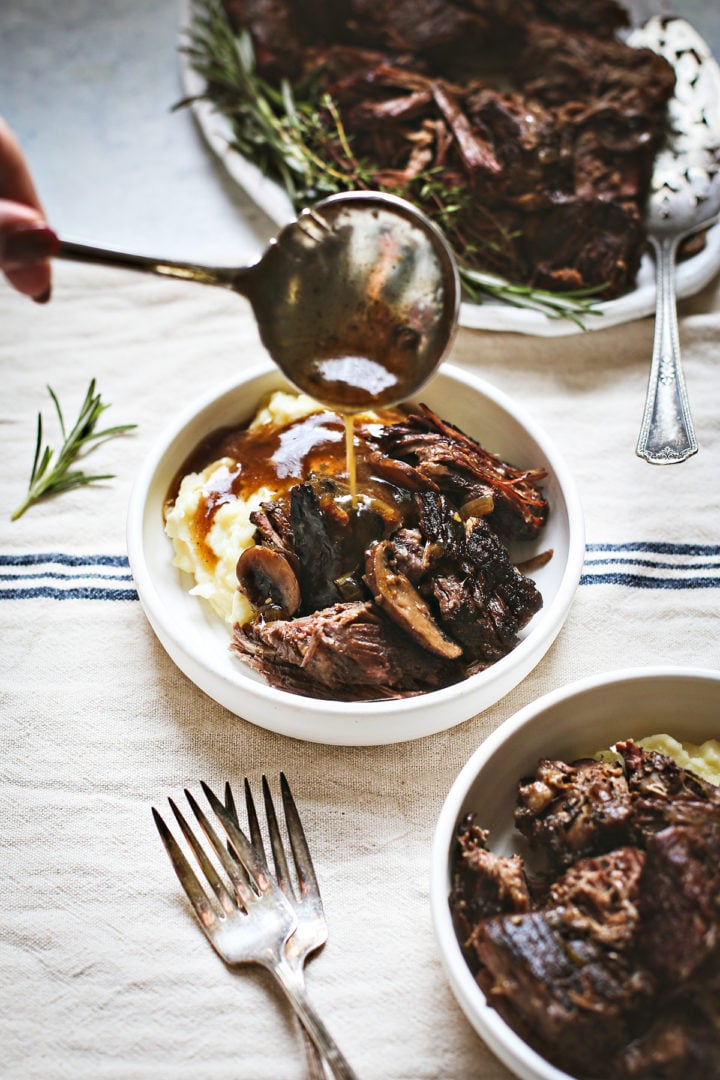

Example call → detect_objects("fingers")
0 116 43 211
0 203 58 301
0 116 55 301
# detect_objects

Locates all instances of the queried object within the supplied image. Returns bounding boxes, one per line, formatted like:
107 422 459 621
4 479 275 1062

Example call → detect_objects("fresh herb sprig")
460 268 606 329
11 380 136 521
180 0 606 327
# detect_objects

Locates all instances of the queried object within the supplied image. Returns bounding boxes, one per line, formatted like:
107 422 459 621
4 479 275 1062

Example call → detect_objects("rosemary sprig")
11 380 136 521
181 0 608 327
460 267 606 329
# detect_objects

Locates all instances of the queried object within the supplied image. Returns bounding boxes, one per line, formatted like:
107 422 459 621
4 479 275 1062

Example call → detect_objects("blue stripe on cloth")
585 542 720 556
584 558 720 571
581 542 720 588
0 572 135 582
1 546 718 601
0 553 129 567
1 586 138 601
579 573 720 589
0 553 138 601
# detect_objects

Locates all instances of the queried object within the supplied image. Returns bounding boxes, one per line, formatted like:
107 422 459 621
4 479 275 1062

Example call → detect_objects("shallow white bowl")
430 667 720 1080
126 360 585 745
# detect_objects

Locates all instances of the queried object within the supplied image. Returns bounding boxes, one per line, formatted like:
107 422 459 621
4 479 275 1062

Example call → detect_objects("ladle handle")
57 239 251 293
636 235 698 465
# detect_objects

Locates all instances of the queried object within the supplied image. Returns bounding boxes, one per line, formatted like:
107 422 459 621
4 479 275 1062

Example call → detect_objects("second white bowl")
430 667 720 1080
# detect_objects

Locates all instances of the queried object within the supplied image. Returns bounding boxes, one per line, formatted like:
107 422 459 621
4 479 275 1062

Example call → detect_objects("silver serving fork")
153 781 358 1080
225 776 329 1080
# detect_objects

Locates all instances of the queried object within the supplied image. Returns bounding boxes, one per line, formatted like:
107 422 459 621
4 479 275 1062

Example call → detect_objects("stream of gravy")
344 415 358 504
166 404 404 554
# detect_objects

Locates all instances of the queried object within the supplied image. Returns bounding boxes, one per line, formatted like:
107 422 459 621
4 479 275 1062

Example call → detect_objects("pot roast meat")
464 89 563 203
342 0 495 68
534 0 629 35
289 478 396 614
250 502 297 562
542 844 646 950
232 599 463 698
425 517 543 664
450 743 720 1079
514 756 634 868
617 738 720 841
376 405 549 541
222 0 305 79
429 82 502 178
524 197 644 296
414 490 465 563
227 408 547 700
617 1007 720 1079
220 0 676 299
637 823 720 985
450 830 532 977
519 19 674 120
473 849 654 1078
289 482 346 612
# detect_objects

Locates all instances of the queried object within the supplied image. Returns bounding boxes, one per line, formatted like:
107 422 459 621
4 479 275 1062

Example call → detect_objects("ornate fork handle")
636 235 698 465
270 955 356 1080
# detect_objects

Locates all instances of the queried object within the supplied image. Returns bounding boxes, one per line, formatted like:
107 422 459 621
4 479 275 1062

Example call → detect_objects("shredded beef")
233 600 462 698
514 756 633 868
221 0 677 297
230 404 547 700
450 742 720 1079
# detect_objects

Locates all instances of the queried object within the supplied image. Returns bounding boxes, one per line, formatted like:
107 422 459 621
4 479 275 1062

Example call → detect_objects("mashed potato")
635 734 720 785
598 735 720 785
164 391 323 626
165 462 274 626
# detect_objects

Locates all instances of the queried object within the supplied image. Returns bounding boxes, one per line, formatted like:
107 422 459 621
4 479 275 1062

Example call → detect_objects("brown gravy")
166 404 405 558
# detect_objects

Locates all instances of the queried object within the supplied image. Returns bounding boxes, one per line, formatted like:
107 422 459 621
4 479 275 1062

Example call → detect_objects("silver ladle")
629 17 720 465
58 190 460 412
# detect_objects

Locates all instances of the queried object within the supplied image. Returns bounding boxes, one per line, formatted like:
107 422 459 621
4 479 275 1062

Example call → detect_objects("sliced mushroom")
364 539 462 660
236 545 301 619
515 548 554 575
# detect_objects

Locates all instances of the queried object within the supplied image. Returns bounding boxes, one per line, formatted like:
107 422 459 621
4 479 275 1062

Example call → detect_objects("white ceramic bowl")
126 360 585 745
430 667 720 1080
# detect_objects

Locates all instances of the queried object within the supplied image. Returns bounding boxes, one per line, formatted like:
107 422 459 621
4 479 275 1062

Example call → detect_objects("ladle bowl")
58 191 460 411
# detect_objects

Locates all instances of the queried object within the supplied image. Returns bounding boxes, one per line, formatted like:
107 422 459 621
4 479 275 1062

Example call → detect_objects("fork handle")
636 234 698 464
270 957 359 1080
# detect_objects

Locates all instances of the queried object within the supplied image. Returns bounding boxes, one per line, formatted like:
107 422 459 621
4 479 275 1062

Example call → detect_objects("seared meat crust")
450 743 720 1079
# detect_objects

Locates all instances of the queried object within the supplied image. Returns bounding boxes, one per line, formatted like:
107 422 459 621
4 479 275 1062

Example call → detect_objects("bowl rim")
429 665 720 1079
126 359 586 742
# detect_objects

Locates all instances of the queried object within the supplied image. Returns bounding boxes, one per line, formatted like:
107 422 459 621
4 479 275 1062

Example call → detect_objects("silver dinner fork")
153 781 358 1080
225 776 329 1080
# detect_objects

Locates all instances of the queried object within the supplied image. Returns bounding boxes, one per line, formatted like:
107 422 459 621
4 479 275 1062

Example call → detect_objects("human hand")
0 117 58 302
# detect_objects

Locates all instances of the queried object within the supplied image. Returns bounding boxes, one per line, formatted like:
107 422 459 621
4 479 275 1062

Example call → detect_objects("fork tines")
225 774 322 908
152 782 272 926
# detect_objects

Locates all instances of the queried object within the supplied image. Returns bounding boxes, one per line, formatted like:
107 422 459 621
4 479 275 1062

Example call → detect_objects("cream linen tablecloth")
1 262 719 1080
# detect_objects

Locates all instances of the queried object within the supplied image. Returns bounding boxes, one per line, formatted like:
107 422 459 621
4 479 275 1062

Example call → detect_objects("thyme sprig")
180 0 606 327
11 380 136 521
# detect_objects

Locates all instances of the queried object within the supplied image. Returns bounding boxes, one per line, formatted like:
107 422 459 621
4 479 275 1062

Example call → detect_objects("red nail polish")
33 285 52 304
3 223 59 267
